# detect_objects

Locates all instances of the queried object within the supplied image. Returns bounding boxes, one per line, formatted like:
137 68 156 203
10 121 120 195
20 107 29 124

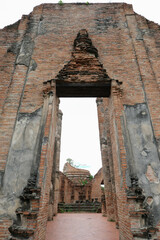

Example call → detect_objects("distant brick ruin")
56 163 103 214
0 3 160 240
59 163 103 203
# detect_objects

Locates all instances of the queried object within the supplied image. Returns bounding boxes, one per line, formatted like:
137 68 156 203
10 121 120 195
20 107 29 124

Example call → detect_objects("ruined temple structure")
57 163 103 213
58 163 103 203
0 2 160 240
60 163 93 203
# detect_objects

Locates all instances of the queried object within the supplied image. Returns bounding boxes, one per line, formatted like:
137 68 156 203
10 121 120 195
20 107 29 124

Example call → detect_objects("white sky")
0 0 160 175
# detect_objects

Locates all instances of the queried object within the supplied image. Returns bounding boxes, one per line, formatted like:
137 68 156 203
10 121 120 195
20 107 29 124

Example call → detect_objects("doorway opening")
58 98 103 211
59 98 101 176
44 28 119 239
46 97 119 240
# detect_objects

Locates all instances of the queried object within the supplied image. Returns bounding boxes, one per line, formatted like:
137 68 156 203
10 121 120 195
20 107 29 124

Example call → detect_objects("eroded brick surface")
0 3 160 240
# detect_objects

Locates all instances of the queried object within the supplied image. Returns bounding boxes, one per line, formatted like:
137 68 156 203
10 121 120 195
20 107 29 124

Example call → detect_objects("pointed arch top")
44 29 113 97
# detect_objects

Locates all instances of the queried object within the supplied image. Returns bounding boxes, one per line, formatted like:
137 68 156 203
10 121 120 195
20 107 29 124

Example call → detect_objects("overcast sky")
0 0 160 175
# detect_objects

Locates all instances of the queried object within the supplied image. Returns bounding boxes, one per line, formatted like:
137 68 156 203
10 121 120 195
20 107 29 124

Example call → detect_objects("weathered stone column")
53 109 63 215
48 108 63 219
96 98 117 222
109 80 133 239
34 80 58 240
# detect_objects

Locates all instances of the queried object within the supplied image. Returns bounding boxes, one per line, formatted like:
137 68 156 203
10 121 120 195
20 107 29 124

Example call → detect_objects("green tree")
89 174 94 181
66 158 81 168
58 0 63 5
66 158 74 166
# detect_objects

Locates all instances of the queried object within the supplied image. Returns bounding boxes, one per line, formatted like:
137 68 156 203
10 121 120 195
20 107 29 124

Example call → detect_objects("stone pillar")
74 187 79 202
101 192 107 216
48 106 63 219
109 80 133 238
53 109 63 216
34 80 58 240
97 97 117 222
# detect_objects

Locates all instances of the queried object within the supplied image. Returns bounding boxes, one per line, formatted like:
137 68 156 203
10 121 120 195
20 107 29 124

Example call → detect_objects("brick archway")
24 29 125 240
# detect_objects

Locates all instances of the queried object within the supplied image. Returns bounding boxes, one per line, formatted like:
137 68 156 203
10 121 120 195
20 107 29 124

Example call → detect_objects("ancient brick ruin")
0 2 160 240
57 163 103 213
59 163 93 203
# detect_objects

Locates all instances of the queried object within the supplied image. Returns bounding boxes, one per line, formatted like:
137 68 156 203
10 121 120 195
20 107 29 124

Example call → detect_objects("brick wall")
91 168 103 202
58 165 103 205
0 3 160 239
97 97 119 225
34 92 58 240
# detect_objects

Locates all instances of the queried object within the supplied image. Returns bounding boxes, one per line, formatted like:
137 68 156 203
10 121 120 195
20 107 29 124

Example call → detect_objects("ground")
45 213 119 240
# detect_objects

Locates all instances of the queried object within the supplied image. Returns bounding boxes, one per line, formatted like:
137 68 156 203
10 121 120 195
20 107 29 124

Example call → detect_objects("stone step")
9 225 34 239
129 209 149 217
58 203 101 213
9 237 33 240
60 205 100 208
131 227 158 238
60 204 101 207
16 208 38 219
20 187 41 200
58 203 101 206
59 208 99 211
127 195 145 201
